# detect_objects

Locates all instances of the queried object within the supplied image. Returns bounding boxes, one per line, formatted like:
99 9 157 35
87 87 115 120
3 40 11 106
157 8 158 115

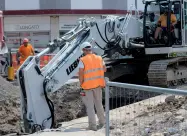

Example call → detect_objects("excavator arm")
16 15 143 133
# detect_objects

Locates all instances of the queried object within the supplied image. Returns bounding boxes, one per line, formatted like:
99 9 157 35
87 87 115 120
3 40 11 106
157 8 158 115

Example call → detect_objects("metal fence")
105 78 187 136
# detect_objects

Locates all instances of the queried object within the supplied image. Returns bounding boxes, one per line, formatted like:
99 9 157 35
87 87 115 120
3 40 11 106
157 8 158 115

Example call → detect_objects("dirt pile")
151 96 187 113
108 95 187 136
0 77 86 135
49 82 86 124
0 76 20 135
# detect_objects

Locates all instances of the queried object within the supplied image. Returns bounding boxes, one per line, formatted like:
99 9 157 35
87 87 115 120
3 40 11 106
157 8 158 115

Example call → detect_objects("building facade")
1 0 144 49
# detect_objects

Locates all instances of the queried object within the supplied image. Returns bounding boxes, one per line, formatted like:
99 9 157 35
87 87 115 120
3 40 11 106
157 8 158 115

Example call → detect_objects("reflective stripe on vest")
84 67 104 74
84 75 105 82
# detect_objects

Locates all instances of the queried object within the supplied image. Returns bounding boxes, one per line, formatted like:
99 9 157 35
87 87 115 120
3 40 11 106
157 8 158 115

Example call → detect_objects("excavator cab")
143 0 182 48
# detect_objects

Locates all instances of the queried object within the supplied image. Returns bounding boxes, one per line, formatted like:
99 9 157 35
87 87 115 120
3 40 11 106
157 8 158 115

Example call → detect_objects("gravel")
107 95 187 136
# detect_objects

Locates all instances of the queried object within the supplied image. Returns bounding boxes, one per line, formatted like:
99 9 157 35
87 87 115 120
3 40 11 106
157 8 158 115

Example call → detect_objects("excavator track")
148 57 187 88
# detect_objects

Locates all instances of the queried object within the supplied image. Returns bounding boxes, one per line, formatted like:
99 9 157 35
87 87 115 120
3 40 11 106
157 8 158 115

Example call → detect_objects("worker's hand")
80 88 86 96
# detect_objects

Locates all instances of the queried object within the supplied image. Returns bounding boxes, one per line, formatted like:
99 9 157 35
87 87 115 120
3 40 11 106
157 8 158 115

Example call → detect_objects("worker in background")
153 9 177 42
18 38 35 66
78 42 106 131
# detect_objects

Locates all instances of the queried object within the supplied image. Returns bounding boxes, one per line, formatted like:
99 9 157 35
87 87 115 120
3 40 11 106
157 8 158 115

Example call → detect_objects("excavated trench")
102 74 160 110
0 73 161 135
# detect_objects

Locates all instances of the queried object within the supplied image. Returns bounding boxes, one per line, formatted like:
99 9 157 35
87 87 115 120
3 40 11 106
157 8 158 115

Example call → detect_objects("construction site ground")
1 75 187 136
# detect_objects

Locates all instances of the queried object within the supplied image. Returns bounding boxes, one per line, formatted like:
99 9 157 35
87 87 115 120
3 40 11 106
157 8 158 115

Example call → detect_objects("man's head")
23 38 29 46
81 42 92 55
163 8 169 15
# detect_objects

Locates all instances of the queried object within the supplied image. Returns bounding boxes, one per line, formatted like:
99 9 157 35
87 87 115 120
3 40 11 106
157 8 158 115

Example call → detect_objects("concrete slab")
29 130 105 136
65 79 79 84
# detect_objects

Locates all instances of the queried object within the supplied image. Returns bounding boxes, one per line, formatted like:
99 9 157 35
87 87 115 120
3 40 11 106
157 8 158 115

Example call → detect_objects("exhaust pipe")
128 42 144 48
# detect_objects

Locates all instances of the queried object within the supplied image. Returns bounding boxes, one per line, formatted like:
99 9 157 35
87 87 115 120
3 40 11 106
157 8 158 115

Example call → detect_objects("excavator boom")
17 15 142 133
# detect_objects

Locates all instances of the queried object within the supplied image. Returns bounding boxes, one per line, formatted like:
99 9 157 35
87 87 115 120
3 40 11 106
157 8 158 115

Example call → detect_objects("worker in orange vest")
78 42 106 131
18 38 35 66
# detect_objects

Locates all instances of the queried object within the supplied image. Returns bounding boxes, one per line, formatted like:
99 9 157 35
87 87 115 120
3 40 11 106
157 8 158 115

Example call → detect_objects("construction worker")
78 42 106 131
18 38 35 66
153 9 177 42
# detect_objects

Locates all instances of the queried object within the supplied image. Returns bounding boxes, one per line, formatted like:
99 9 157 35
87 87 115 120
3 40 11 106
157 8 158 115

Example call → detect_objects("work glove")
80 88 86 96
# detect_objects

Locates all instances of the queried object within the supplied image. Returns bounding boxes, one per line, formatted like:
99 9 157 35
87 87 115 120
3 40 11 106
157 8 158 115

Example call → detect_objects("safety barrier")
11 53 19 74
105 78 187 136
11 53 55 74
40 54 54 68
11 53 79 77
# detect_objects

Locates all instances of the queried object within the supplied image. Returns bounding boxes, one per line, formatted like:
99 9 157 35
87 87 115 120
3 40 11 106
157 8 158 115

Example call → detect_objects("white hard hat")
81 42 92 50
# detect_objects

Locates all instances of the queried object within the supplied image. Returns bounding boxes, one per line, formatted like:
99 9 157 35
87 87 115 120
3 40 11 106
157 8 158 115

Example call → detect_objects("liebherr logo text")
66 54 84 75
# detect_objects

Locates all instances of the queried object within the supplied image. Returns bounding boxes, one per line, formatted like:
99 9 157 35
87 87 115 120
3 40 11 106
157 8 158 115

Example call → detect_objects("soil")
0 76 86 135
0 76 20 135
2 74 187 136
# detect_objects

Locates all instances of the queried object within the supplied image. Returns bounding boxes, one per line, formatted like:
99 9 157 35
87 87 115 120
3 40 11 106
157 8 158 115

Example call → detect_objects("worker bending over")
18 38 35 66
78 42 106 131
154 10 177 42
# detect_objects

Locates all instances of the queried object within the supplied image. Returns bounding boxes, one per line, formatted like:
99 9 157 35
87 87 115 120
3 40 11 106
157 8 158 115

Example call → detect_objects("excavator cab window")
143 0 182 48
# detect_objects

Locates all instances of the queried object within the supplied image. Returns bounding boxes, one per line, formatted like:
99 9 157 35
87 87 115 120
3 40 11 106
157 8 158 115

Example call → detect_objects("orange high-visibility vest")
80 54 105 90
18 44 34 63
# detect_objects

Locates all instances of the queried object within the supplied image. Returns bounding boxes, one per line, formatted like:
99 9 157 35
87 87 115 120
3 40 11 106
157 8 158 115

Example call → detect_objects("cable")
105 22 110 42
96 20 121 52
43 79 55 129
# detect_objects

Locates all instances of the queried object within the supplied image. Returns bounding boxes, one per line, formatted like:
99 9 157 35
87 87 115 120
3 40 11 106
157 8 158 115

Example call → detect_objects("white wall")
5 0 39 10
50 17 59 41
137 0 145 11
71 0 102 9
127 0 135 10
4 16 50 31
127 0 144 11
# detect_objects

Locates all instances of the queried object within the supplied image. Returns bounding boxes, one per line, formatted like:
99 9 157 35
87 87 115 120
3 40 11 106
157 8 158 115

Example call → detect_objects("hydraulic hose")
96 23 108 44
96 22 121 52
105 22 110 42
43 79 55 129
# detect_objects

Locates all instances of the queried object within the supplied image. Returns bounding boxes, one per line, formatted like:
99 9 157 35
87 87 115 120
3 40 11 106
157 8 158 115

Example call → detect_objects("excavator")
16 0 187 133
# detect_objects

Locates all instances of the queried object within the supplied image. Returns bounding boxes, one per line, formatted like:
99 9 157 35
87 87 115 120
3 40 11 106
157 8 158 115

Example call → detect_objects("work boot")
97 123 105 129
88 124 97 131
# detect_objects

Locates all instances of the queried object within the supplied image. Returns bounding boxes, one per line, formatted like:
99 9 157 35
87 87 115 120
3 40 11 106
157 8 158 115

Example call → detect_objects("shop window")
32 32 50 48
20 32 31 37
5 31 50 49
5 32 21 49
